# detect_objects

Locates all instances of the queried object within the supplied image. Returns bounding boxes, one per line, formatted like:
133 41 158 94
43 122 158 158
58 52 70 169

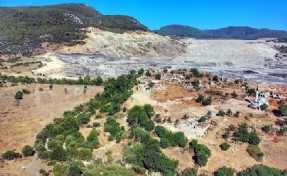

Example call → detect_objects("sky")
1 0 287 31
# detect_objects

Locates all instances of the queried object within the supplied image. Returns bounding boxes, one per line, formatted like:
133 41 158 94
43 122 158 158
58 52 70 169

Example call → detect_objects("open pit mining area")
50 39 287 85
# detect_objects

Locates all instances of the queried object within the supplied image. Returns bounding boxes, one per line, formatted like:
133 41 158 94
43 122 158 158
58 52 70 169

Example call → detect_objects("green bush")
155 126 188 148
247 145 264 161
233 124 261 145
104 117 126 142
86 129 100 149
22 89 31 94
127 105 155 131
2 150 22 160
202 98 212 106
51 146 67 161
78 148 92 160
279 104 287 116
260 103 268 110
182 167 197 176
77 113 91 124
239 165 283 176
215 166 236 176
220 142 231 151
189 139 211 166
93 122 101 127
261 125 271 133
15 91 23 100
217 110 226 116
22 145 34 157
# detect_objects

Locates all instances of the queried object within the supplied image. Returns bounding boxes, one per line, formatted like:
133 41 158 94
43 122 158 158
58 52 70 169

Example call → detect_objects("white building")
251 86 269 109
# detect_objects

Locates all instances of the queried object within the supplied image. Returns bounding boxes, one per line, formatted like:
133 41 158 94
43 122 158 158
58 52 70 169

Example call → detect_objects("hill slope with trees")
0 3 148 55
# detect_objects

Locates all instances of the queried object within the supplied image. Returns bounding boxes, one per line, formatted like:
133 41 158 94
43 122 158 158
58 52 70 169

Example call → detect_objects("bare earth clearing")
1 28 287 84
0 84 103 176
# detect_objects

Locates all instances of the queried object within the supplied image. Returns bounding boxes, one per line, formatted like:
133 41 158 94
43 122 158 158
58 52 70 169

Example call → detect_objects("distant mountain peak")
156 25 287 39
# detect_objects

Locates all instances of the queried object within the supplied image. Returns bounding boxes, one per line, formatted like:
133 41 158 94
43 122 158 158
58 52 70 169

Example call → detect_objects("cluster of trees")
233 124 261 145
124 127 178 175
214 166 236 176
89 74 137 115
127 104 155 131
196 94 212 106
2 75 104 86
104 117 126 143
34 73 137 164
35 113 99 161
198 111 212 122
154 126 188 148
2 145 34 160
239 165 287 176
189 139 211 166
277 45 287 53
216 109 239 117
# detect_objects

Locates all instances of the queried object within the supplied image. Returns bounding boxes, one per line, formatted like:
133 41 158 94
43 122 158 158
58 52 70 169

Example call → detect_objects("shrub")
279 104 287 116
77 113 91 124
22 145 34 157
277 127 287 136
247 145 264 161
132 166 146 174
217 110 226 116
104 117 126 142
93 122 101 127
220 142 231 151
51 146 67 161
182 167 197 176
199 116 206 122
261 125 271 133
196 94 204 103
231 91 238 98
234 111 240 117
15 91 23 100
233 124 261 145
239 165 283 176
155 73 161 80
155 126 188 148
86 129 100 149
226 109 233 116
160 138 171 148
22 89 31 94
202 98 212 106
189 139 211 166
260 103 268 110
2 150 22 160
249 131 261 145
215 166 236 176
78 148 92 160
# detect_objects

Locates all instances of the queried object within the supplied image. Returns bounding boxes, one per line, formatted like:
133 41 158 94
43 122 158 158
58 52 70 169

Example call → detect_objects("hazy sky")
1 0 287 30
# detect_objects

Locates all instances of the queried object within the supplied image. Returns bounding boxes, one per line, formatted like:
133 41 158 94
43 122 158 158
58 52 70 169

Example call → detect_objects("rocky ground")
26 33 287 84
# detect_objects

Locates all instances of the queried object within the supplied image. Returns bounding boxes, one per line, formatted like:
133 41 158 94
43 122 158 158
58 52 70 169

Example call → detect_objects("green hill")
0 3 148 55
155 25 287 40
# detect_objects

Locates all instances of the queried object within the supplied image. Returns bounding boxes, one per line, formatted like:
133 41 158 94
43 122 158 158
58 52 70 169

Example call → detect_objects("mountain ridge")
155 24 287 40
0 3 148 56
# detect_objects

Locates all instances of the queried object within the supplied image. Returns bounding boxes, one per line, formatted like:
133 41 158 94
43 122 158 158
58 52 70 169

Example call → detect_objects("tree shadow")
272 109 281 117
